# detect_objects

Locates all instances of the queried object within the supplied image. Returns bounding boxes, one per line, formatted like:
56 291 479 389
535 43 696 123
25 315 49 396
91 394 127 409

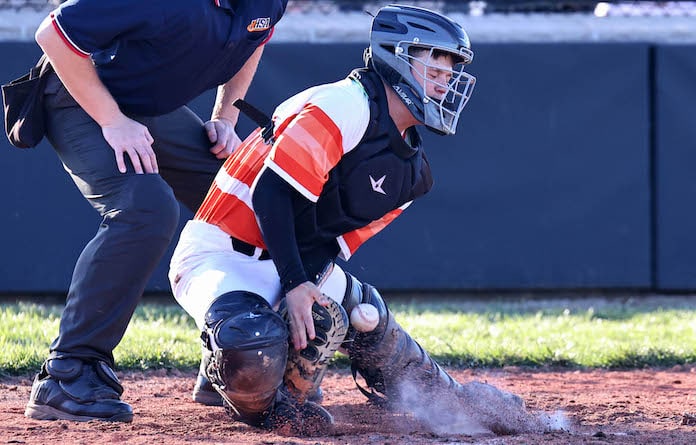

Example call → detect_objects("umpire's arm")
207 45 265 159
34 15 157 174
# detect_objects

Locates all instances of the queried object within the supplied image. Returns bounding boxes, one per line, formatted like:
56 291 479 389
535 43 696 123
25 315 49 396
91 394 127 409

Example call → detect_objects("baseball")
350 303 379 332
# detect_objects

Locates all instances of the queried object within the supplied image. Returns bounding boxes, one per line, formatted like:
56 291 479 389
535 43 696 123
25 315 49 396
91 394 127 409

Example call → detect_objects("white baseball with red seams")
349 303 379 332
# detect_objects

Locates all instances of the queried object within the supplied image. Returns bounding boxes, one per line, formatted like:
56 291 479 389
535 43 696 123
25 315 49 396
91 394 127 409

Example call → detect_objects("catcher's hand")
283 282 331 350
278 297 348 403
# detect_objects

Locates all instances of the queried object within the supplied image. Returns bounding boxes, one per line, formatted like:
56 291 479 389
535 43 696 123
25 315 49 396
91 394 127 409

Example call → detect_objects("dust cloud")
393 378 569 437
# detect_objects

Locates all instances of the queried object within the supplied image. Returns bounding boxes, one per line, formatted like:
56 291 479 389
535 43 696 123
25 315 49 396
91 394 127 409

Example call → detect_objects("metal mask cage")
396 42 476 134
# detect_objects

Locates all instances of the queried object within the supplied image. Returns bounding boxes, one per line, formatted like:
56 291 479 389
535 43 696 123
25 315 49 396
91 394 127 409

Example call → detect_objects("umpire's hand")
205 117 242 159
102 114 157 174
285 281 331 351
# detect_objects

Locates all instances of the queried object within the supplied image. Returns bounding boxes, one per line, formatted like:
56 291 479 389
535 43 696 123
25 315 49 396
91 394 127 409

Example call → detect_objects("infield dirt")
1 365 695 444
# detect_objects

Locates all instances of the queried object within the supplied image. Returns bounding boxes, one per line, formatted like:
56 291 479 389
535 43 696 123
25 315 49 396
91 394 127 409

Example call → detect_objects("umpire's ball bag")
2 53 52 149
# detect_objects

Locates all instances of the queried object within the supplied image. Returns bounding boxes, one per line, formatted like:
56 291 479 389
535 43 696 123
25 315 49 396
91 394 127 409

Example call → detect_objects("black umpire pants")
43 73 224 367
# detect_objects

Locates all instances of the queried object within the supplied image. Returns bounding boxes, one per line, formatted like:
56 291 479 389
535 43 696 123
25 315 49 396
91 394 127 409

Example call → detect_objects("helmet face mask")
400 43 476 135
367 5 477 135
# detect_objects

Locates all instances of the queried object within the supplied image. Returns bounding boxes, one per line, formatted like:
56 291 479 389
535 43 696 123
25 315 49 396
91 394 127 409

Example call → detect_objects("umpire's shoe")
25 358 133 422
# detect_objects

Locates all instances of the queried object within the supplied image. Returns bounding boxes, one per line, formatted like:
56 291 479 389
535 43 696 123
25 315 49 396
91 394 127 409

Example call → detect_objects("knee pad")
202 291 288 425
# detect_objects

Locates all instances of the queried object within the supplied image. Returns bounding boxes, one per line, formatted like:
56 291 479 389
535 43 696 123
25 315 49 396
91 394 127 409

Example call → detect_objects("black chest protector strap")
347 69 420 160
233 98 274 144
344 68 433 202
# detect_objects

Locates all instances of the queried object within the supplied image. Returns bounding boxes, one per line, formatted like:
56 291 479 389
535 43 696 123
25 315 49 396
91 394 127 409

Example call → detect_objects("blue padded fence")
0 41 693 292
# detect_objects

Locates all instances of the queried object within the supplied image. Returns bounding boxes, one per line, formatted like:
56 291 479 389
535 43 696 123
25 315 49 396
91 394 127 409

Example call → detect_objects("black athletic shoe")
192 370 224 406
24 358 133 422
192 349 224 406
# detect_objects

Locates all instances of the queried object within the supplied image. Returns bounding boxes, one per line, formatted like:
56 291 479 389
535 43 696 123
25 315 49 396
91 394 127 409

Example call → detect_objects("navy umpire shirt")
50 0 287 116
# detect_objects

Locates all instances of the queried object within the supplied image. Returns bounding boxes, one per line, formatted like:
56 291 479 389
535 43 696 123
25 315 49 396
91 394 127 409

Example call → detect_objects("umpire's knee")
118 174 180 243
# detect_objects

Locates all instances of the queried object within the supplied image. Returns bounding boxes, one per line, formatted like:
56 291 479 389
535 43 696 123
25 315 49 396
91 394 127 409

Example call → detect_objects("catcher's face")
403 45 476 135
409 52 456 101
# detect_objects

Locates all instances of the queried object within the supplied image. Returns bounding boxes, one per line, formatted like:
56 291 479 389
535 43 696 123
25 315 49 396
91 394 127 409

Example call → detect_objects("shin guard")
343 273 547 434
343 273 458 405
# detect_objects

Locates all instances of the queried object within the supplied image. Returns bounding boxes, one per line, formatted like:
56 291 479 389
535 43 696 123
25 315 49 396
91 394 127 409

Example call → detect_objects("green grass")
1 296 695 376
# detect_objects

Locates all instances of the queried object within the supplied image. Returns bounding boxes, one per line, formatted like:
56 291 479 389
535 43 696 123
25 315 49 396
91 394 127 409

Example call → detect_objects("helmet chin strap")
386 81 426 133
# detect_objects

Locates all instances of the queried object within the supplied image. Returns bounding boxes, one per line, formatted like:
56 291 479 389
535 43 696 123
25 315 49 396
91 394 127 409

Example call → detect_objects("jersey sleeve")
51 0 163 57
264 80 370 202
336 201 413 260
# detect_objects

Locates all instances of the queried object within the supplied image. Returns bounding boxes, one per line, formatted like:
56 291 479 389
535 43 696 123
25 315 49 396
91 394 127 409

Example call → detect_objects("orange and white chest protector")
170 77 372 328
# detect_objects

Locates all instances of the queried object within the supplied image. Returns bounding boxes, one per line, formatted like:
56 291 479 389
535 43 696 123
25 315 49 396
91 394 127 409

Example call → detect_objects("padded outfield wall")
0 41 691 293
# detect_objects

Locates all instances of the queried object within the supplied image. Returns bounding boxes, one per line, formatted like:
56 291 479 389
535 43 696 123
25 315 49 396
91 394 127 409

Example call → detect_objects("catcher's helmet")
366 4 476 135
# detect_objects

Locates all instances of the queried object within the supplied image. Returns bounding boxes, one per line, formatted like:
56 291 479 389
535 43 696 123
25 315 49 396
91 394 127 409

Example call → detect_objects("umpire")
23 0 288 423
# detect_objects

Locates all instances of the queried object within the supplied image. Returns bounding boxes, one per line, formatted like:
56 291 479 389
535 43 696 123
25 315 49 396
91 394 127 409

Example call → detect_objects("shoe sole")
25 403 133 422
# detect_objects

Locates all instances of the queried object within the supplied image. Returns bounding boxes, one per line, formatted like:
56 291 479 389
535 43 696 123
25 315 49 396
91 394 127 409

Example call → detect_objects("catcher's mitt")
278 298 348 403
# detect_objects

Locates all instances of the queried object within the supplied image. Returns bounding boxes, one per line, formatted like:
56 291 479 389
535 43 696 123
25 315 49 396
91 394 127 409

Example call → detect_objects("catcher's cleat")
278 298 349 403
259 387 334 436
192 372 224 406
191 348 223 406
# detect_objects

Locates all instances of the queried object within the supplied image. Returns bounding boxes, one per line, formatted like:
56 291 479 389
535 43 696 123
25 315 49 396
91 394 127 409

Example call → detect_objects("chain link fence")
1 0 695 15
0 0 624 13
1 1 695 42
0 0 56 11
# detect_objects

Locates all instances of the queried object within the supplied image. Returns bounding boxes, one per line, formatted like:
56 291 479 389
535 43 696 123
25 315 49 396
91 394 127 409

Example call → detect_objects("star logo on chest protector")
370 175 387 195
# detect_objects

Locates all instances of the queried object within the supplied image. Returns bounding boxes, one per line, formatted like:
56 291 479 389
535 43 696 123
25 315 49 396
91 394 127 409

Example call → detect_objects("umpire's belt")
230 236 271 261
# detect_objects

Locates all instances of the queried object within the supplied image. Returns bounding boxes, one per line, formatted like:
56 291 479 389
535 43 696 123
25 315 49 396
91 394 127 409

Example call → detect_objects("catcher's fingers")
286 282 327 350
304 305 317 342
295 292 333 349
289 304 315 350
291 292 331 350
315 292 330 307
287 315 306 351
293 309 314 351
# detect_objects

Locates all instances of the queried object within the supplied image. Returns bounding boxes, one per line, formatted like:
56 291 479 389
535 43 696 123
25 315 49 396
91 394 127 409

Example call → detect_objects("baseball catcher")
169 3 546 436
